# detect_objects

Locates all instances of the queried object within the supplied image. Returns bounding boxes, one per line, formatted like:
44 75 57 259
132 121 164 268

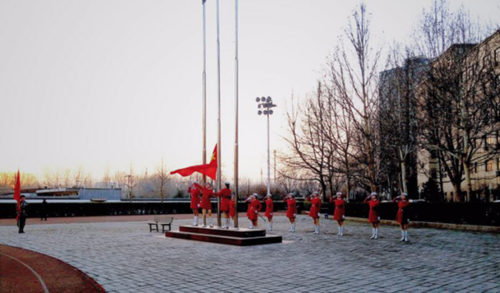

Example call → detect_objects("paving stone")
1 216 499 292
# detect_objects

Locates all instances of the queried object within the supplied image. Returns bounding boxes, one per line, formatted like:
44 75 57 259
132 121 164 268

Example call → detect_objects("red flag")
14 170 21 219
171 145 217 180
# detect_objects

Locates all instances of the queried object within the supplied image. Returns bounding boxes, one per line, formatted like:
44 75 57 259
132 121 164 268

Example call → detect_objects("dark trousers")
18 216 26 233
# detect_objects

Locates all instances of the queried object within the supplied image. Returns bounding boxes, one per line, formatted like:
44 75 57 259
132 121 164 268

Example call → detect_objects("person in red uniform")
306 191 322 234
393 192 411 242
229 194 237 229
215 181 232 229
263 194 274 231
330 192 346 236
364 192 381 239
245 194 262 229
284 194 297 232
188 182 201 226
194 182 215 228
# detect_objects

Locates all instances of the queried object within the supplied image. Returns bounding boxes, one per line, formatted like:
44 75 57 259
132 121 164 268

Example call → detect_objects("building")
0 187 122 201
416 30 500 201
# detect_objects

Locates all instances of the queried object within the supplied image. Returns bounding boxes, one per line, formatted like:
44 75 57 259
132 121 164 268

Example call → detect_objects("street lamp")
256 96 277 196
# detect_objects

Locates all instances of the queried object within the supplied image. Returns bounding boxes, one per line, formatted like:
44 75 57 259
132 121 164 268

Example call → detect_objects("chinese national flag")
14 170 21 218
170 145 217 180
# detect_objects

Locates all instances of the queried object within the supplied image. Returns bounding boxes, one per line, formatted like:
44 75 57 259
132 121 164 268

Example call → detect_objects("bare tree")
155 158 169 202
125 165 136 202
326 3 382 192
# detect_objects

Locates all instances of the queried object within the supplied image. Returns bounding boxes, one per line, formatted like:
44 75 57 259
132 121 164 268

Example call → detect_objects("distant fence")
3 201 498 227
325 202 500 227
0 201 289 219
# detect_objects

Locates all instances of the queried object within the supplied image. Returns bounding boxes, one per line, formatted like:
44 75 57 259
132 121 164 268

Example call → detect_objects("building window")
431 169 437 179
486 160 494 172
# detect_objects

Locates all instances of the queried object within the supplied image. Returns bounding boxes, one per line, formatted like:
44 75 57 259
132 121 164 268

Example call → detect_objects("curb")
343 216 500 233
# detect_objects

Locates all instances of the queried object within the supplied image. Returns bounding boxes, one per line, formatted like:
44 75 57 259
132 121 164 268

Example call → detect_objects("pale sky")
0 0 498 183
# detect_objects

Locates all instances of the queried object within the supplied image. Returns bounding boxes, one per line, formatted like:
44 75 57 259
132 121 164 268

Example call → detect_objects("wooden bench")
148 216 174 232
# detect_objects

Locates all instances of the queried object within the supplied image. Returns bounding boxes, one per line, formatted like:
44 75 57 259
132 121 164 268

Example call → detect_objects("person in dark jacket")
40 199 48 221
17 195 28 233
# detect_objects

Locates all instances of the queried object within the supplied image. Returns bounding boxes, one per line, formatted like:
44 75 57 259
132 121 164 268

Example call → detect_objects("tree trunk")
452 181 462 202
399 148 408 194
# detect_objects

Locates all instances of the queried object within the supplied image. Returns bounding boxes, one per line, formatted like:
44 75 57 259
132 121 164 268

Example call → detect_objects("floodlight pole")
266 111 271 196
256 97 276 197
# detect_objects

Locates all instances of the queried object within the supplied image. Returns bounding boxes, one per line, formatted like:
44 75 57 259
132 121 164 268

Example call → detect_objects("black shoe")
19 231 25 233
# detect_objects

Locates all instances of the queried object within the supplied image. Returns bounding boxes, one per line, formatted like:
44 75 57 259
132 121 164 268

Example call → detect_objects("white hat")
370 192 378 196
401 192 408 197
224 181 230 185
336 192 343 196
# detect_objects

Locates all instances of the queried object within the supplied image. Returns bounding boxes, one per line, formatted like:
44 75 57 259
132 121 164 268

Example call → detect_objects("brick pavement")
0 215 499 292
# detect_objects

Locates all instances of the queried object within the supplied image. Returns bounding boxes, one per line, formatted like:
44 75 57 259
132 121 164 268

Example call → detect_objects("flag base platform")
165 225 282 246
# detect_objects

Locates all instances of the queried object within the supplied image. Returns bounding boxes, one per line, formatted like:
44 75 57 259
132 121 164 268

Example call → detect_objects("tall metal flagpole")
202 0 207 184
267 111 271 196
234 0 239 228
216 0 222 227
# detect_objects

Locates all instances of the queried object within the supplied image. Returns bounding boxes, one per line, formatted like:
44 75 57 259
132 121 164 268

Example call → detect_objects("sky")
0 0 498 184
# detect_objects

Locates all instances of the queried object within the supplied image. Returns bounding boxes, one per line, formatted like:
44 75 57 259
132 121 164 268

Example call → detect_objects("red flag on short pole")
14 170 21 219
171 145 217 180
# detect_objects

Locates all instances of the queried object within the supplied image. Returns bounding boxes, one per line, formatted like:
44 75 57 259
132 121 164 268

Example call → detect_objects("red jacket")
229 199 236 217
188 186 201 209
247 199 262 221
307 197 321 219
333 199 345 221
194 183 214 210
393 198 410 224
264 199 274 218
364 198 380 223
216 188 232 212
285 198 297 219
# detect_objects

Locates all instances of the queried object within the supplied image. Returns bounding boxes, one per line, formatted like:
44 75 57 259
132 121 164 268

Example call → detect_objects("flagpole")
233 0 239 228
216 0 222 227
202 0 207 185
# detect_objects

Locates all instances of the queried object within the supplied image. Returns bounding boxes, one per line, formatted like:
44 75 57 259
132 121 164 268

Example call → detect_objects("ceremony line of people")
187 181 412 242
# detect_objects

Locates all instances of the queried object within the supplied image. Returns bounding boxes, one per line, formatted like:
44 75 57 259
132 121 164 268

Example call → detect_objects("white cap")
336 192 343 196
224 181 230 185
370 192 378 196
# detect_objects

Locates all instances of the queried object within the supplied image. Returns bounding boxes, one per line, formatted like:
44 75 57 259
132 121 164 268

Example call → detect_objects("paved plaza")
1 215 499 292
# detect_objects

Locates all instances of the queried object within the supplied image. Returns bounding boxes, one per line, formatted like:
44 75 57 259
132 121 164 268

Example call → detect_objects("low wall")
0 201 290 219
325 202 500 227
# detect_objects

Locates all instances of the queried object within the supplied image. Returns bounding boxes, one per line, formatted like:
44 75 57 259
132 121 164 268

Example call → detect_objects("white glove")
342 215 345 220
317 213 320 217
293 213 296 217
378 217 380 221
255 210 258 214
270 213 273 216
197 204 200 208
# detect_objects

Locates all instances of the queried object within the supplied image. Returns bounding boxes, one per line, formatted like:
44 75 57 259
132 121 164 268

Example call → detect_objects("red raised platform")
165 225 282 246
